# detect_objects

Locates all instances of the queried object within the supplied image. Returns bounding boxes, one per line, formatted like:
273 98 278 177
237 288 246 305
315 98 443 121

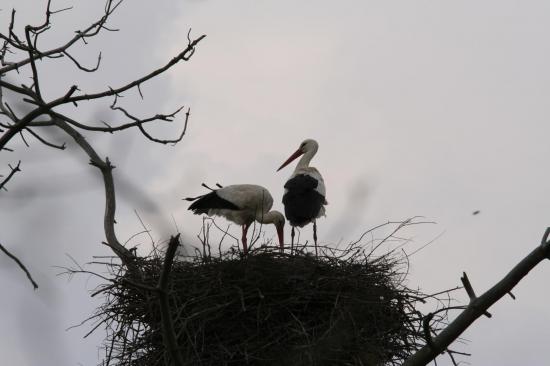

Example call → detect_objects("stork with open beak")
277 139 327 255
185 184 285 254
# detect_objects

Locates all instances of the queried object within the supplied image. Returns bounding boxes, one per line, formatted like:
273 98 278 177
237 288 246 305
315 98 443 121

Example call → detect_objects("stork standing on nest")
277 139 327 255
185 184 285 254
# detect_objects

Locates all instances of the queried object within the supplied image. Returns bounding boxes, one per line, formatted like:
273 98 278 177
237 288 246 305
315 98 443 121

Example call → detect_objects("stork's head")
299 139 319 154
271 210 285 249
277 138 319 171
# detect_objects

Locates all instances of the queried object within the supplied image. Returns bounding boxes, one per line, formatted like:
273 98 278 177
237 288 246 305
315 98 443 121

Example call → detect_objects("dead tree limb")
0 241 38 289
0 0 204 269
0 160 21 191
157 234 184 366
1 1 200 360
52 117 136 267
0 0 205 152
403 227 550 366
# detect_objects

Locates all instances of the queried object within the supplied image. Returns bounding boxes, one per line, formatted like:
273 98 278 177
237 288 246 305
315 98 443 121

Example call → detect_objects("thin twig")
0 241 38 289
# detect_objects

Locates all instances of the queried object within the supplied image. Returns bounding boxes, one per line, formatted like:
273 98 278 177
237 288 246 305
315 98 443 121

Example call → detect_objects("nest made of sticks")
87 231 443 366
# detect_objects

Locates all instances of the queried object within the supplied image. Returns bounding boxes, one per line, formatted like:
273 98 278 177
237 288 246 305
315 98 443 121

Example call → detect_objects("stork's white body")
187 184 285 254
206 184 275 225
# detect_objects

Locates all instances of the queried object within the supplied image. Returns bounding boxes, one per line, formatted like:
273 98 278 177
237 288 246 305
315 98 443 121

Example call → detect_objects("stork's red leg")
291 226 295 253
313 221 318 257
241 223 250 254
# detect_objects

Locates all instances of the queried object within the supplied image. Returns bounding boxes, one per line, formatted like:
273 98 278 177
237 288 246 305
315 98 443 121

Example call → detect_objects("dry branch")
0 1 209 361
157 234 185 366
0 241 38 289
0 0 120 74
0 160 21 190
403 227 550 366
0 0 205 152
0 0 204 270
52 117 135 266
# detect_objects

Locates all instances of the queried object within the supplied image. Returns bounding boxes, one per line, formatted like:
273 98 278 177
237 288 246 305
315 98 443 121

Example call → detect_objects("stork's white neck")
296 146 317 171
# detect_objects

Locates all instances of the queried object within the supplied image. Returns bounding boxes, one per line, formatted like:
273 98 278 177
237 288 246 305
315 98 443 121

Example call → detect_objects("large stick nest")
87 221 447 366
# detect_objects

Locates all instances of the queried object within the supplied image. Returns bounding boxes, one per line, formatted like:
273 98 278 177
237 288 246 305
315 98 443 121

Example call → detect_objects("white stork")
277 139 327 255
186 184 285 254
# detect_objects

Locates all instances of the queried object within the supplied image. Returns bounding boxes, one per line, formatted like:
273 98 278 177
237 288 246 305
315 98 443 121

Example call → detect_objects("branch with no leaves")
51 117 136 267
403 227 550 366
0 241 38 289
110 103 190 144
0 0 205 152
460 271 492 318
0 0 119 73
0 0 202 312
61 33 205 106
23 126 66 150
157 234 185 366
0 160 21 191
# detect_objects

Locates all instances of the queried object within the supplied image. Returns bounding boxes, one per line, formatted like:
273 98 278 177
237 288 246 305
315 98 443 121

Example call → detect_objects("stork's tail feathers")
201 182 224 191
183 194 210 215
183 195 202 202
186 190 240 215
183 181 224 202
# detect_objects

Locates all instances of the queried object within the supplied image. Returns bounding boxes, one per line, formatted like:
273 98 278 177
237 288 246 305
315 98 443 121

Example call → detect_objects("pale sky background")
1 1 550 365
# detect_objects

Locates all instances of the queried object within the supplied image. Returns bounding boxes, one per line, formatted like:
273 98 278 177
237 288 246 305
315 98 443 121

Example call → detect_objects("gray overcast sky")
2 1 550 365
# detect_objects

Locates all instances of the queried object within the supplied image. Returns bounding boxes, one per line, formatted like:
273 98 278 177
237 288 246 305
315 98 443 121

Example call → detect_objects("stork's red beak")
276 225 285 250
277 149 304 171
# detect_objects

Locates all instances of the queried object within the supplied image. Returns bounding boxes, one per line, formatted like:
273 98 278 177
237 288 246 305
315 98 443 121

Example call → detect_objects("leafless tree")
1 0 203 271
1 1 204 364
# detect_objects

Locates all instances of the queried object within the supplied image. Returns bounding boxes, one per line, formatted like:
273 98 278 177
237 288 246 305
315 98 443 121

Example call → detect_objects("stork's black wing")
283 174 325 227
188 191 240 215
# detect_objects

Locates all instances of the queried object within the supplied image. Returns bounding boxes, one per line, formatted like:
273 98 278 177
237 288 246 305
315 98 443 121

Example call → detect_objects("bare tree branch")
43 106 185 136
26 0 54 34
0 0 202 309
0 241 38 289
0 160 21 190
23 127 66 149
460 272 491 317
51 117 136 266
0 0 121 74
110 104 190 144
61 34 206 105
63 50 102 72
23 25 44 101
403 227 550 366
0 86 74 152
157 234 185 366
0 32 204 151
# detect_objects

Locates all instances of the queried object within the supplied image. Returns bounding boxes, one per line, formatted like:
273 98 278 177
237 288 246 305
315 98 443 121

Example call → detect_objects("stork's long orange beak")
277 149 304 171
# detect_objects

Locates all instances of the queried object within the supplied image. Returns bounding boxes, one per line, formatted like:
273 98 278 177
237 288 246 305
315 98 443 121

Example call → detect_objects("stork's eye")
300 143 306 149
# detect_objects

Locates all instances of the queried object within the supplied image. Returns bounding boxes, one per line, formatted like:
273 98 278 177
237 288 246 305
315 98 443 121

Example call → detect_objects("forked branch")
0 0 205 152
0 160 21 190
